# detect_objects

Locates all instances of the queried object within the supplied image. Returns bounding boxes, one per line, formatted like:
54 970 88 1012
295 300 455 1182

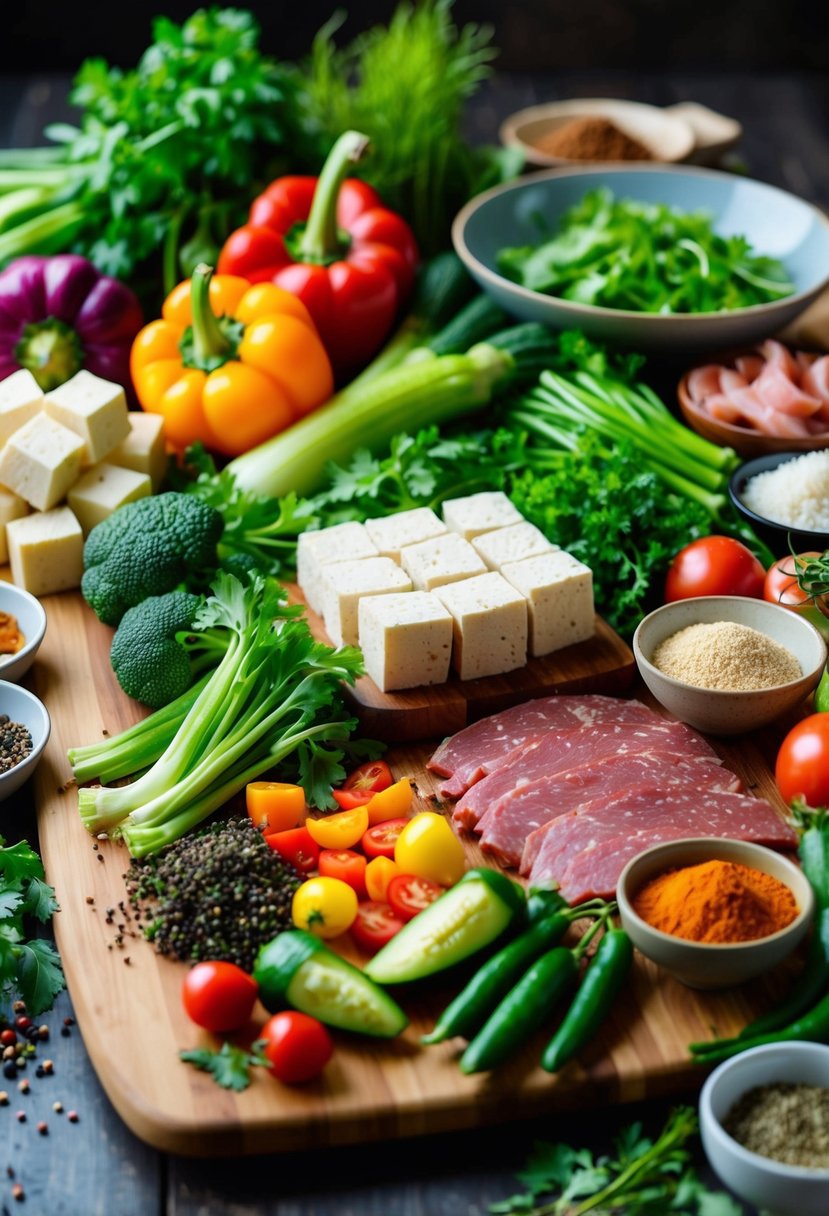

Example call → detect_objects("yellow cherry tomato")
365 856 401 902
305 805 369 850
365 777 414 825
245 782 305 834
394 812 466 887
291 876 358 939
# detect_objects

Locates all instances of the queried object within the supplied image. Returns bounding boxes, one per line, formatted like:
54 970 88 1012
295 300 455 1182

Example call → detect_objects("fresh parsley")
0 837 64 1016
180 1040 269 1092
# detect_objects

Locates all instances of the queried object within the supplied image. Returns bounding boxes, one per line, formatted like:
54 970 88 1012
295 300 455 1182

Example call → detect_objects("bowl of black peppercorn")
0 682 50 801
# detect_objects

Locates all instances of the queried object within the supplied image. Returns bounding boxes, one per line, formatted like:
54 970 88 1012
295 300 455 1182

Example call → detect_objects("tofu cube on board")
435 571 528 680
472 521 558 573
297 522 379 615
502 550 595 657
359 591 453 691
0 414 86 511
400 532 487 592
44 369 130 465
7 506 84 597
364 507 447 562
0 370 43 445
321 557 412 647
68 462 152 534
442 490 523 541
108 411 167 490
0 487 30 565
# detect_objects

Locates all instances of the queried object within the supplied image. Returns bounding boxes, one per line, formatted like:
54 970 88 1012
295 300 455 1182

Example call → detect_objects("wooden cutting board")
31 590 803 1157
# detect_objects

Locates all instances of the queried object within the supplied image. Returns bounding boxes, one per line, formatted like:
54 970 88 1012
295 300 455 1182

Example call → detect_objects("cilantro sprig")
179 1041 269 1092
0 837 64 1016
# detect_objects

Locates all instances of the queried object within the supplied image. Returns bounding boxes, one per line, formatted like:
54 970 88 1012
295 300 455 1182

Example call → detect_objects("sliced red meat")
687 364 723 402
427 694 656 798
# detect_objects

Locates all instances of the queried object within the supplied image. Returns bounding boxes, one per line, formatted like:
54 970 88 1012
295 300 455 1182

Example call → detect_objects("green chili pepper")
459 945 579 1074
691 988 829 1066
525 887 568 924
734 905 829 1041
798 809 829 909
422 912 571 1046
541 927 633 1074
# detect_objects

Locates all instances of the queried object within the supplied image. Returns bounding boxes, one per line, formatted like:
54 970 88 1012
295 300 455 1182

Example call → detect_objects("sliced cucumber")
254 930 408 1038
364 867 526 985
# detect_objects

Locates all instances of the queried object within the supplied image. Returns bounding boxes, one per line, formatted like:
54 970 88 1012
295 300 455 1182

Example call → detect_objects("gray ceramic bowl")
633 595 826 735
452 164 829 353
617 837 813 989
0 582 47 683
700 1042 829 1216
0 680 50 801
728 451 829 557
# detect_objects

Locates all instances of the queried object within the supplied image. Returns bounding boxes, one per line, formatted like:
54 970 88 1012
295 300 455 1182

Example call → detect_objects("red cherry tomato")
259 1011 334 1084
360 817 409 860
331 760 394 809
665 536 766 602
776 713 829 806
764 552 824 610
265 826 320 874
181 961 259 1033
318 848 368 896
350 900 406 954
387 874 445 922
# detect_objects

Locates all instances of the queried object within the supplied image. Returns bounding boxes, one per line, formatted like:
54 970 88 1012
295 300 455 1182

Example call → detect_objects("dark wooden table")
2 66 827 1214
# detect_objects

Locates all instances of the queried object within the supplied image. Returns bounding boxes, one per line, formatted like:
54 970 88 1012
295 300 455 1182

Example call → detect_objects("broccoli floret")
110 590 230 708
82 493 224 625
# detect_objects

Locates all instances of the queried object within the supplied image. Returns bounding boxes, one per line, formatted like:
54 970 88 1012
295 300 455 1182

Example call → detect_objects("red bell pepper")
217 131 418 378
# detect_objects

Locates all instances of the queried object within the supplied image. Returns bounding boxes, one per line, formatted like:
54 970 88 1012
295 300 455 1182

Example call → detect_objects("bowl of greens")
452 165 829 352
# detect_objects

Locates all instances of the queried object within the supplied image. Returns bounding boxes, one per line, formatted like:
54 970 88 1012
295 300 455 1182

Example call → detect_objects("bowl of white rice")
728 450 829 556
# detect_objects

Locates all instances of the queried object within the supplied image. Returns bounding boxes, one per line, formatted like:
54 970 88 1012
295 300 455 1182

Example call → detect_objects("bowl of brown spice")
700 1042 829 1216
633 595 826 735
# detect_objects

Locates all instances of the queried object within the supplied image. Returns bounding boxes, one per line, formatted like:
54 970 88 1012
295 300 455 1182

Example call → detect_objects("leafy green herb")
0 837 64 1015
180 1040 269 1092
489 1107 742 1215
498 188 795 314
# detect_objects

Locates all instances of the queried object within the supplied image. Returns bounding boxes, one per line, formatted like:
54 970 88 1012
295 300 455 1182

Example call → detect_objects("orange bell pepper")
130 263 333 456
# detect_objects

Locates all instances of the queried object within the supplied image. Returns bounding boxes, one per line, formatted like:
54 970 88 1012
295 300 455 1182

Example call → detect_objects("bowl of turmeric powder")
0 582 47 683
617 838 813 989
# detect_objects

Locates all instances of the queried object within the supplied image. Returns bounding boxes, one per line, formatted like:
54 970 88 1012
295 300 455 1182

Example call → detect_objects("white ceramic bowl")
617 837 813 989
700 1042 829 1216
633 596 827 735
499 98 696 167
0 582 47 682
0 681 50 801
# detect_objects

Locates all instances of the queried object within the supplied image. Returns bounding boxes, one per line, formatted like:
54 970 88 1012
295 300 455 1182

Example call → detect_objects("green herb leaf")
22 877 61 923
15 939 65 1016
180 1041 268 1092
0 839 45 884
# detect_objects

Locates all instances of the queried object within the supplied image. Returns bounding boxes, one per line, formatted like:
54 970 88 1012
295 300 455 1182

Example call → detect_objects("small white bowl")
0 582 47 683
633 596 827 735
617 837 813 989
0 681 51 801
700 1042 829 1216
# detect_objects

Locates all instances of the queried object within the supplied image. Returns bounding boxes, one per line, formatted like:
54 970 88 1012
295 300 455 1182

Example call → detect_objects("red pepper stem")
189 264 231 364
299 130 370 264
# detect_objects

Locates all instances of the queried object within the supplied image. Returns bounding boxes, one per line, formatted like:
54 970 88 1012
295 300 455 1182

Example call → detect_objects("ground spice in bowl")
723 1083 829 1168
631 858 798 943
530 115 654 161
652 621 801 691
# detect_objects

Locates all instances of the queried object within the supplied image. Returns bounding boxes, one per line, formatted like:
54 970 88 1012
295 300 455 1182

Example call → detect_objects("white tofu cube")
108 411 167 490
435 572 528 680
297 522 379 615
7 506 84 597
358 591 453 691
472 521 558 573
364 507 447 562
44 369 130 464
0 414 86 510
502 550 595 657
68 461 152 534
0 486 30 565
400 532 486 592
441 490 523 541
321 557 412 646
0 370 43 445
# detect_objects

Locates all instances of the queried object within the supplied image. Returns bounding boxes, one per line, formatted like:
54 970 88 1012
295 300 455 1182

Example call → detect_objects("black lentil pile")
124 817 301 971
0 716 32 774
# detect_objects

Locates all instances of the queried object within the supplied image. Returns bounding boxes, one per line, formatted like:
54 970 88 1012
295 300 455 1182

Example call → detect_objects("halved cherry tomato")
292 876 358 939
331 760 393 809
259 1011 333 1084
364 855 401 902
665 536 765 602
365 777 414 825
305 805 369 849
246 781 305 834
387 874 445 922
318 849 367 897
265 826 320 874
361 817 409 860
393 811 465 886
350 901 406 954
181 961 258 1033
